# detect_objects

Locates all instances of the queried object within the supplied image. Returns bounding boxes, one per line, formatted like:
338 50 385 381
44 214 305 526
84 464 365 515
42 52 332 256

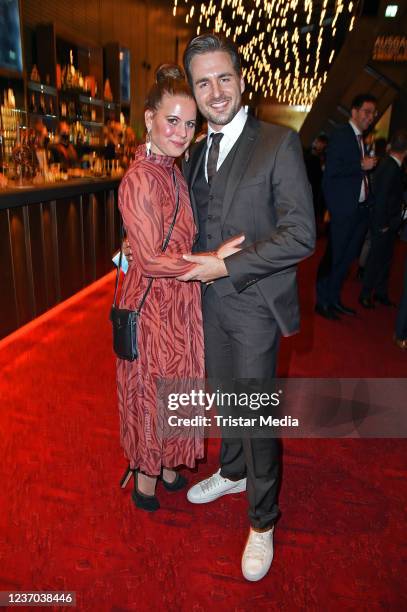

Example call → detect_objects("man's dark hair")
351 93 377 110
316 133 329 144
390 129 407 153
183 33 242 87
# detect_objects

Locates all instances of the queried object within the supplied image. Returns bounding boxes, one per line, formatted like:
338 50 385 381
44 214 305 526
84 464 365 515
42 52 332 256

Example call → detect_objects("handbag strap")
113 168 180 310
113 223 125 308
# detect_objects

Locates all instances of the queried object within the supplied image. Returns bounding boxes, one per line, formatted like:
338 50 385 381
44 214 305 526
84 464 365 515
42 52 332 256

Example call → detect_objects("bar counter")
0 177 121 340
0 177 121 209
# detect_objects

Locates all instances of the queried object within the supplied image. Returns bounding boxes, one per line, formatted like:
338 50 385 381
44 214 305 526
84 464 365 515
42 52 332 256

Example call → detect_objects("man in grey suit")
176 34 315 581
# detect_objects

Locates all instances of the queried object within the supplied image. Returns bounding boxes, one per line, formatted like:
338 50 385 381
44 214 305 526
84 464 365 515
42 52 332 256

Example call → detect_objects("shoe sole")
187 480 246 504
242 558 273 582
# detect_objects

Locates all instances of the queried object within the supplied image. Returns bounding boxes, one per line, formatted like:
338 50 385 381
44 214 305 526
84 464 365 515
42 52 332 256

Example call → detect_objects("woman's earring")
146 130 152 157
184 148 190 163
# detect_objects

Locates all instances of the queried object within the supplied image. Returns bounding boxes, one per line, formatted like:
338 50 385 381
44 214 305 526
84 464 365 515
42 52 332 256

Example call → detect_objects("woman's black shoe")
161 471 188 492
131 471 160 512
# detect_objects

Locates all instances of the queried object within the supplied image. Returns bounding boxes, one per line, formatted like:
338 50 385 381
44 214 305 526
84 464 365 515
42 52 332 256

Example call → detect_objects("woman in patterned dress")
116 65 204 511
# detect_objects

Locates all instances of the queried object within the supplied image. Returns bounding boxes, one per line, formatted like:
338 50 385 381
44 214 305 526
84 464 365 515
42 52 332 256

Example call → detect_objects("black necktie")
207 132 224 185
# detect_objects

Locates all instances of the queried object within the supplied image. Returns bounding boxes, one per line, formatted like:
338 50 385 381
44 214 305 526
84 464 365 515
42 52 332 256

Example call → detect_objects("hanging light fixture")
173 0 358 107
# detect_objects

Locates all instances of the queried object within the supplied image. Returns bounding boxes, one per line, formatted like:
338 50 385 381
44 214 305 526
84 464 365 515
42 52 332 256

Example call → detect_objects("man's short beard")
203 101 241 128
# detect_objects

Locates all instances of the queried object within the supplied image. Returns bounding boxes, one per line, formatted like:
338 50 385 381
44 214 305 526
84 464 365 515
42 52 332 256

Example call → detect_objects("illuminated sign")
373 35 407 61
384 5 398 18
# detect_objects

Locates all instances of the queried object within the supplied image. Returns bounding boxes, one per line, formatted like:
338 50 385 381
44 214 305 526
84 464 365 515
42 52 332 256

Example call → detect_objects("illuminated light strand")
172 0 358 107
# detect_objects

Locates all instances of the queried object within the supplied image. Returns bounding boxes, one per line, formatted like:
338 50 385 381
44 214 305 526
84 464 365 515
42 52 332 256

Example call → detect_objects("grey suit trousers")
203 284 281 529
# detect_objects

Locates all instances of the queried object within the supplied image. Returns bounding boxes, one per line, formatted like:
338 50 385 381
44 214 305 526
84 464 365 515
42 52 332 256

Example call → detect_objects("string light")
173 1 358 107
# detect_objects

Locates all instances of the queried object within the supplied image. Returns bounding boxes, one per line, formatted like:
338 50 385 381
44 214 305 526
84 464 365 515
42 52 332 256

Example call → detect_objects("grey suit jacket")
183 114 315 336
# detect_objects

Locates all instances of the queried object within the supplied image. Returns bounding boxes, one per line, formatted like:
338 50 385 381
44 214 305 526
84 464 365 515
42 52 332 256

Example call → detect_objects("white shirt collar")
207 106 248 145
390 154 402 167
349 120 362 137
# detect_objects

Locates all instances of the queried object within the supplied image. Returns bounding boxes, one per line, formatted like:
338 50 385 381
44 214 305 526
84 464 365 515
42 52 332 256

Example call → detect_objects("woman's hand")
216 234 245 259
122 239 133 262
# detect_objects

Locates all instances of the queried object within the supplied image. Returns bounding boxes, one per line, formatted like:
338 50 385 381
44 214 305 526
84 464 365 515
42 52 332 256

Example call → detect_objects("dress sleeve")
118 165 195 277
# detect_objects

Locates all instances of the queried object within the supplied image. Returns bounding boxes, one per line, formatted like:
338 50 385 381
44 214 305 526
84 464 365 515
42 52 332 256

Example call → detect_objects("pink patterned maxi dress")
116 145 204 475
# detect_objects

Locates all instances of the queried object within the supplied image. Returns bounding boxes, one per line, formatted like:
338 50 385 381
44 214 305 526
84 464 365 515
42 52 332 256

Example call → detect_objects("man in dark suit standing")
305 134 328 227
359 130 407 308
315 94 377 320
395 254 407 350
176 34 315 581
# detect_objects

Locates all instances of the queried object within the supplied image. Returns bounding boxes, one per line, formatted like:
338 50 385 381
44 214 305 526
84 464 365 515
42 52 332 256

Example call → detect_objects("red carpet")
0 239 406 611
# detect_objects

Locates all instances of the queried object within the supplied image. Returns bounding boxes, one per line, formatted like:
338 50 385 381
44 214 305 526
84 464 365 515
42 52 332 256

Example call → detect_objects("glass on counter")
0 170 8 188
0 116 136 190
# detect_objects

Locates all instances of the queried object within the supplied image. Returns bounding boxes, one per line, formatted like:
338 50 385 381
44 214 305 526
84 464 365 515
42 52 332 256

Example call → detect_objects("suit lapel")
184 139 206 228
221 115 260 224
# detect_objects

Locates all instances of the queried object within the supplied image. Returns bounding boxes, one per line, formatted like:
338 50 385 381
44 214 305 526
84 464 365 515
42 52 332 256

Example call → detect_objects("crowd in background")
3 94 406 350
304 94 407 350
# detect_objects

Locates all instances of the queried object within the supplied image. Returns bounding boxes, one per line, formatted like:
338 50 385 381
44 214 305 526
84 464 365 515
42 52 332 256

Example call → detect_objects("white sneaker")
187 469 246 504
241 526 274 582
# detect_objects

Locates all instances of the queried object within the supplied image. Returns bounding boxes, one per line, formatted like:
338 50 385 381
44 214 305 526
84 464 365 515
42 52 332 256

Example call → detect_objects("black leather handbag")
110 169 179 361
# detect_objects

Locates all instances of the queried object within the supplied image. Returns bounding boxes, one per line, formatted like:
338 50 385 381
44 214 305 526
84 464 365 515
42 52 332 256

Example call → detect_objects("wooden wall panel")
106 189 117 262
41 202 59 308
82 193 97 286
55 198 85 301
93 192 108 279
0 210 18 338
27 204 48 317
8 208 33 326
0 183 120 340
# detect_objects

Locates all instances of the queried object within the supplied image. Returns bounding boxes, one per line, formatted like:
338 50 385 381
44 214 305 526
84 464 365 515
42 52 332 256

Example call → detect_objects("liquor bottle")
30 93 37 113
30 64 41 82
56 64 62 89
68 100 76 120
82 103 90 121
61 65 67 90
66 49 75 89
39 94 46 115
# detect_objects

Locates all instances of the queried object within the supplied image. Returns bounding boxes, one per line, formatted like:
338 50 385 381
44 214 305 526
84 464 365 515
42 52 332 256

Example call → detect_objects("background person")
359 130 407 308
33 119 50 174
395 255 407 350
315 93 378 320
50 121 79 171
305 133 328 231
